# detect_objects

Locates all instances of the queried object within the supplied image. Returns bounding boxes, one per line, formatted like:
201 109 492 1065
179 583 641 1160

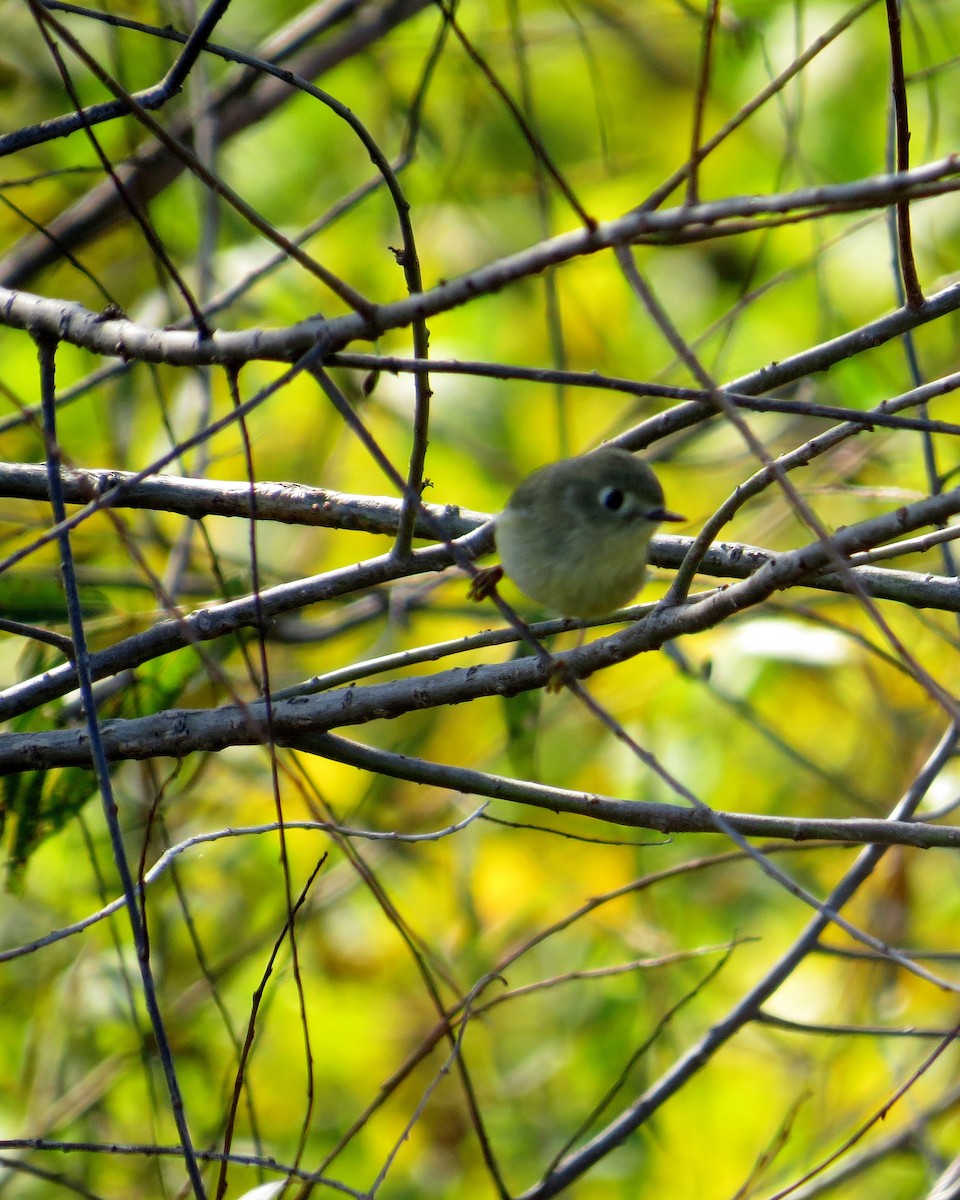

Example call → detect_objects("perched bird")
471 448 683 618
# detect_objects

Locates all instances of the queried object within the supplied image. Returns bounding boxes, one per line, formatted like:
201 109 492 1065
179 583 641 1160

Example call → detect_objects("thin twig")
886 0 924 307
35 335 207 1200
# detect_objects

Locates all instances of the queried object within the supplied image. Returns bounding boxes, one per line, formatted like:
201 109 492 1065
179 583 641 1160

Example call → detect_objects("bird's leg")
468 564 504 603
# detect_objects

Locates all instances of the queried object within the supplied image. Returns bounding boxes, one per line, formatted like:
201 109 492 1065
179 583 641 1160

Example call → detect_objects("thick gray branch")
2 160 959 365
2 484 959 769
0 463 956 613
1 707 957 849
0 461 486 539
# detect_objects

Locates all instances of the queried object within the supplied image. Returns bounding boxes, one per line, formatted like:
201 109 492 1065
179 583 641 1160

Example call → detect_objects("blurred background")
1 1 960 1197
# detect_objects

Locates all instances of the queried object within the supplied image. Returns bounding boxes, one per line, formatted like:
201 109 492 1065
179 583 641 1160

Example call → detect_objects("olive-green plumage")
495 449 683 618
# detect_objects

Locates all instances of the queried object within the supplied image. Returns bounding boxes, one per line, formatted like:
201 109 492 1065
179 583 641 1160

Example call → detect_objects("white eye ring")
599 485 626 512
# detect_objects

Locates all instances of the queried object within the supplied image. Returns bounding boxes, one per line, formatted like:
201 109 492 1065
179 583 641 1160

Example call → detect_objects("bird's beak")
651 508 685 523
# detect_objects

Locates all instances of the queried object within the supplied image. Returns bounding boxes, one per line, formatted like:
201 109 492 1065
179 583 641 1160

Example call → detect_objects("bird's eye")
599 486 625 512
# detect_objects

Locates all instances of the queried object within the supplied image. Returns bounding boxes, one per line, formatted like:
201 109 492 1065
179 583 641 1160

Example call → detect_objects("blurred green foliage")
1 2 960 1198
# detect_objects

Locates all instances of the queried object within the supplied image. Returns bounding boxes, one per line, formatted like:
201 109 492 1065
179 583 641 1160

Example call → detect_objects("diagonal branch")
2 485 959 767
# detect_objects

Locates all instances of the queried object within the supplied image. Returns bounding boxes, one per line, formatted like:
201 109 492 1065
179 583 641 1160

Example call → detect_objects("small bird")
471 448 683 618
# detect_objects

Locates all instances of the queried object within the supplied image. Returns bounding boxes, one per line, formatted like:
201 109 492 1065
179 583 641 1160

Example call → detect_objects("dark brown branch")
886 0 924 307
